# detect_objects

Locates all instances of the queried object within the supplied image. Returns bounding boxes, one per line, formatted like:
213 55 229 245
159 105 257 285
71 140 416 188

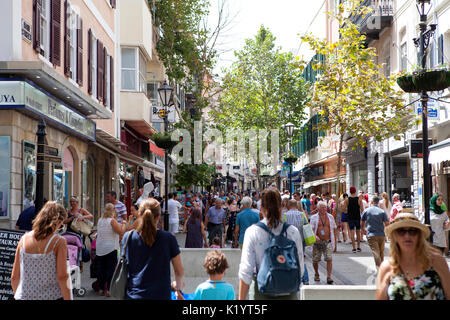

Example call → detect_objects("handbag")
110 230 134 300
302 213 316 246
71 217 93 236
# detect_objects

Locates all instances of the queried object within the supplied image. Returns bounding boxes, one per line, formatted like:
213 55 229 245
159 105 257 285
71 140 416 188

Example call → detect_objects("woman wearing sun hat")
375 213 450 300
429 194 449 255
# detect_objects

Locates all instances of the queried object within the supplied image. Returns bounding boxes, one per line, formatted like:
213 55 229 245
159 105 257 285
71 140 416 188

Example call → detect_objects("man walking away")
234 197 260 249
360 196 389 268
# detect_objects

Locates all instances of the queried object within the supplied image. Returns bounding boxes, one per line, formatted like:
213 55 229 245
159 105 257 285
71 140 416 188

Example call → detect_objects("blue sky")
208 0 327 77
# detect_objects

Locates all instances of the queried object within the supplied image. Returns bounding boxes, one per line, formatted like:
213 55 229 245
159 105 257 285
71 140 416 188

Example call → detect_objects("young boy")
193 250 235 300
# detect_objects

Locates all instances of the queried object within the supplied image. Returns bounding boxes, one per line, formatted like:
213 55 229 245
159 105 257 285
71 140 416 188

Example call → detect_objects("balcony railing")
349 0 394 41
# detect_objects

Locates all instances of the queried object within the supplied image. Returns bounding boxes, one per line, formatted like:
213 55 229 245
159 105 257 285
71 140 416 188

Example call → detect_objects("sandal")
314 275 320 282
357 248 361 252
327 278 334 285
352 248 356 253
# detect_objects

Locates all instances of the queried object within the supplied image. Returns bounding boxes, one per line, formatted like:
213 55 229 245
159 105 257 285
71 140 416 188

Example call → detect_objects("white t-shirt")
257 199 262 211
96 218 119 256
168 199 182 224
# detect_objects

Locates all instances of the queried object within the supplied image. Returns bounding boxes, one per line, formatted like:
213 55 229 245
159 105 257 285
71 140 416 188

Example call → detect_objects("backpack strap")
256 222 275 238
281 223 290 236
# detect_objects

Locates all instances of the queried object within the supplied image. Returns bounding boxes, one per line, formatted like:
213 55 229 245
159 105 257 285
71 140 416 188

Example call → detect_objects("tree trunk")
335 134 344 195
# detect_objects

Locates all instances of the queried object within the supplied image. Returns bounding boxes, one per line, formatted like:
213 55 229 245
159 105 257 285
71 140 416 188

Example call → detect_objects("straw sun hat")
385 213 430 239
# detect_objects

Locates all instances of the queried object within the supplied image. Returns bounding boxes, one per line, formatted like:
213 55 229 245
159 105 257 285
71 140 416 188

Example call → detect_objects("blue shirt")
361 206 388 237
16 206 36 231
123 230 180 300
301 199 311 213
235 208 260 244
206 206 226 225
193 280 235 300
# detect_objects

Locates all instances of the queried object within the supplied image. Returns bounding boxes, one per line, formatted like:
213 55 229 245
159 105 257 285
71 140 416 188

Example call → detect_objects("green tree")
210 25 310 188
301 0 419 193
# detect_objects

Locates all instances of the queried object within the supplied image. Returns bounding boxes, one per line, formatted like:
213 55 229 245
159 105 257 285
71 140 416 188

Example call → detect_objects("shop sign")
0 81 96 141
151 105 176 123
416 100 439 119
0 229 25 300
22 19 32 43
410 139 433 158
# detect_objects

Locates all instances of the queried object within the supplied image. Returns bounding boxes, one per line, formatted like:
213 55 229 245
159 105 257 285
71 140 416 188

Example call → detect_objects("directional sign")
151 105 176 123
44 146 59 156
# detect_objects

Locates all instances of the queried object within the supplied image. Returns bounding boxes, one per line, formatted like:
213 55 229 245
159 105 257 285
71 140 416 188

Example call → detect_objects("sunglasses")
396 228 419 236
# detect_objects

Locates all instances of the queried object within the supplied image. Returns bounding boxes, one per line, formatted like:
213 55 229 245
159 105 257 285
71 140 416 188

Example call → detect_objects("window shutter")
50 0 61 66
33 0 42 53
87 29 92 94
97 40 104 102
76 17 83 85
103 47 107 106
110 55 114 112
64 0 71 76
438 35 444 65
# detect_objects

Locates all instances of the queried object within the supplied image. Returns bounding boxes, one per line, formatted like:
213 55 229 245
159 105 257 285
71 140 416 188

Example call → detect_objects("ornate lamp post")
35 119 46 214
413 0 436 238
158 81 174 232
284 122 295 199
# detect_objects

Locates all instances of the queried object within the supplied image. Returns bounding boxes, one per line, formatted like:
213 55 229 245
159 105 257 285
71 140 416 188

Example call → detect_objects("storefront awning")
303 176 346 189
149 141 165 158
429 138 450 164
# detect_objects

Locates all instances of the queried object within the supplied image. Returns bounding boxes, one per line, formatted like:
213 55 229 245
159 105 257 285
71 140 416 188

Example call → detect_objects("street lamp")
413 0 435 240
284 122 295 199
158 81 174 232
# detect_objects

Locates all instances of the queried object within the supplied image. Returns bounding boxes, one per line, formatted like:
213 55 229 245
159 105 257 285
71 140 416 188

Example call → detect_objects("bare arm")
239 279 250 300
432 252 450 300
55 238 72 300
234 225 240 245
80 208 94 220
111 219 126 237
200 222 208 248
10 237 23 293
171 254 185 292
183 218 188 233
375 260 391 300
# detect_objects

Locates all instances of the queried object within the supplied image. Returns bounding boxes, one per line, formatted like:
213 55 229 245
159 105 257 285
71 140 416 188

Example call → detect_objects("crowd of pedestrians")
11 185 450 300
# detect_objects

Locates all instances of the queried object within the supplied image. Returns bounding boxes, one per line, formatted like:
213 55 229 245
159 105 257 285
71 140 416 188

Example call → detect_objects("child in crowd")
193 250 235 300
211 236 221 248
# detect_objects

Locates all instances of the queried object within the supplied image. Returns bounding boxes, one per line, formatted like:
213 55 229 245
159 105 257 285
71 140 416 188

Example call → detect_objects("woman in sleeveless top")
376 213 450 300
184 208 208 248
64 196 94 234
11 201 71 300
345 187 362 253
96 203 128 296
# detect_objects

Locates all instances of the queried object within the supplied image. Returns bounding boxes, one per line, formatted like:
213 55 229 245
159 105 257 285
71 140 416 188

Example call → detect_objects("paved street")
75 231 450 300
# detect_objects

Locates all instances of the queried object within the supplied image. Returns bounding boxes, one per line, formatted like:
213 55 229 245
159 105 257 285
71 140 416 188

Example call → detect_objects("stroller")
61 231 87 297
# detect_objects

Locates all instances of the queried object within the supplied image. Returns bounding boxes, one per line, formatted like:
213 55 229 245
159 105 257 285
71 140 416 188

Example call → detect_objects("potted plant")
152 132 178 150
412 68 450 92
396 74 420 93
284 152 298 163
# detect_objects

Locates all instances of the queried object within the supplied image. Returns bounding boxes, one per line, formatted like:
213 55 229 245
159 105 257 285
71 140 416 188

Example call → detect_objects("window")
106 52 111 109
384 55 391 78
400 43 407 72
91 32 97 98
146 82 158 102
121 47 147 94
40 0 50 59
69 14 77 81
121 48 137 90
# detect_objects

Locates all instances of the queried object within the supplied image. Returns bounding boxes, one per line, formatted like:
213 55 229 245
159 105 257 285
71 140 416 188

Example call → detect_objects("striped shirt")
284 209 308 242
114 200 127 223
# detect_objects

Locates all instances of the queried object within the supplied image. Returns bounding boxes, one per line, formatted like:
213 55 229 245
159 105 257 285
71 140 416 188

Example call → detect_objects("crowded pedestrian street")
0 0 450 307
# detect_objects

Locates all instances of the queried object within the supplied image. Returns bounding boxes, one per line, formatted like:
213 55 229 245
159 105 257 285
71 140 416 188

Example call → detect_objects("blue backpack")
256 222 301 296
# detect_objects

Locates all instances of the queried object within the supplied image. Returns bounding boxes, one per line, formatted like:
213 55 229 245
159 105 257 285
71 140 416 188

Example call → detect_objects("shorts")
312 240 333 262
341 213 348 223
348 219 361 230
169 222 179 234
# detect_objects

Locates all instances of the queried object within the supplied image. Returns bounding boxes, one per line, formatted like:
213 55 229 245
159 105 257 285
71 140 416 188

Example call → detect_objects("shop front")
0 79 96 228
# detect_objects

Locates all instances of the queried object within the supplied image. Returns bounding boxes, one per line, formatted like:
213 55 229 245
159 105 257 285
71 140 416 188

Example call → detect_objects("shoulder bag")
70 217 93 236
110 230 134 300
302 213 316 246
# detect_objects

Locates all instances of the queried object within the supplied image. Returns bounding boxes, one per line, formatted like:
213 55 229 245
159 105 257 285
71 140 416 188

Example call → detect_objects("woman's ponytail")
136 198 161 247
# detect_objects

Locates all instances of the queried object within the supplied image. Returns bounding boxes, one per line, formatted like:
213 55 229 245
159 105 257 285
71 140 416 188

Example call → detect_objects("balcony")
120 91 156 138
349 0 394 42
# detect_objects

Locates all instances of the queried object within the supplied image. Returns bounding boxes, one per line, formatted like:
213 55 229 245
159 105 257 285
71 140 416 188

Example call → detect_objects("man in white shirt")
163 193 183 235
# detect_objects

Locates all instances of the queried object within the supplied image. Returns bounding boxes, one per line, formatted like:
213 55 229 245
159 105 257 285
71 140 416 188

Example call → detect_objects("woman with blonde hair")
380 192 392 221
376 213 450 300
123 198 185 299
11 201 71 300
95 203 129 296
